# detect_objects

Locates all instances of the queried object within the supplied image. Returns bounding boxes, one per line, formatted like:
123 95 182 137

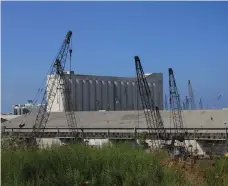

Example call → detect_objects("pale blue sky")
2 2 228 112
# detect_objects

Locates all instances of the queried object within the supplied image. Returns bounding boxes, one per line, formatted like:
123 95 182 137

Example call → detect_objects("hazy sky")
2 2 228 112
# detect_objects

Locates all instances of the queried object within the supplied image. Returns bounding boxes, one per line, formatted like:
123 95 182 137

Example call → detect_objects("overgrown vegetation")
1 142 228 186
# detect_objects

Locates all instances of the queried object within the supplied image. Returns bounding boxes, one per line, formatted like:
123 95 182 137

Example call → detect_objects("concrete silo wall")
49 72 163 112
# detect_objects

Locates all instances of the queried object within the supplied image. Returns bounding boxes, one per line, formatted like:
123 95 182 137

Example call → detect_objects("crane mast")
168 68 186 143
155 106 166 136
32 31 78 137
185 96 189 110
199 98 203 110
182 101 186 110
188 80 196 110
60 64 79 136
135 56 166 149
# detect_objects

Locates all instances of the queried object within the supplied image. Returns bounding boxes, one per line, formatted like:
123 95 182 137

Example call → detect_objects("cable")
69 36 73 80
19 56 60 127
19 38 68 127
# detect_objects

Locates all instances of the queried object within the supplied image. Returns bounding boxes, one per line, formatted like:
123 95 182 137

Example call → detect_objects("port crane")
182 101 186 110
168 68 188 156
199 98 203 110
29 31 79 145
188 80 196 110
135 56 167 149
185 96 190 110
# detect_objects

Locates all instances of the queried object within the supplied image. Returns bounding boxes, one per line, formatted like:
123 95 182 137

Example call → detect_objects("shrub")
2 142 227 186
2 143 185 186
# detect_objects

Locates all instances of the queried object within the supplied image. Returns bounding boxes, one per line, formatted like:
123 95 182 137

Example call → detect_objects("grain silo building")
48 71 163 112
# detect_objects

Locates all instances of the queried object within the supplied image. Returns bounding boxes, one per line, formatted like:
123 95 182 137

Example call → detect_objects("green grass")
1 143 228 186
202 158 228 186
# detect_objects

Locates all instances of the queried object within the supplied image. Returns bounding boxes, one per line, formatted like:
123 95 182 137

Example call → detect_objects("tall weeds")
1 143 228 186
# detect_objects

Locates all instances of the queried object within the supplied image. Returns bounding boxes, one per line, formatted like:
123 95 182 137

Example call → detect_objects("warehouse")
3 110 228 129
48 71 163 112
3 110 228 154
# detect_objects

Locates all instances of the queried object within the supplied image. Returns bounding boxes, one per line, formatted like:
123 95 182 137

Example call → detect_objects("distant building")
48 71 163 112
12 100 41 115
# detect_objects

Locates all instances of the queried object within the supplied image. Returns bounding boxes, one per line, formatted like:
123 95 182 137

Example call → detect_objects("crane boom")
185 96 189 110
32 31 78 136
199 98 203 110
61 72 79 136
182 101 186 110
155 106 165 133
188 80 196 110
168 68 186 142
135 56 166 148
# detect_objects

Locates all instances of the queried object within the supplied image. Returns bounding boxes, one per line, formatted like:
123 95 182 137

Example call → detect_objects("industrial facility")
49 71 163 112
2 30 227 157
12 100 41 115
3 109 228 154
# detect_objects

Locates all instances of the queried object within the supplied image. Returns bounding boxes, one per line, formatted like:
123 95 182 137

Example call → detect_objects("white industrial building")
49 71 163 112
12 100 41 115
4 110 228 153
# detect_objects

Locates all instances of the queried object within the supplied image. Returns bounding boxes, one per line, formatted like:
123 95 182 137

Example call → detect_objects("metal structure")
182 101 186 110
32 31 79 141
185 96 189 110
188 80 196 110
2 127 227 140
155 106 168 141
135 56 166 149
168 68 187 147
199 98 203 110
